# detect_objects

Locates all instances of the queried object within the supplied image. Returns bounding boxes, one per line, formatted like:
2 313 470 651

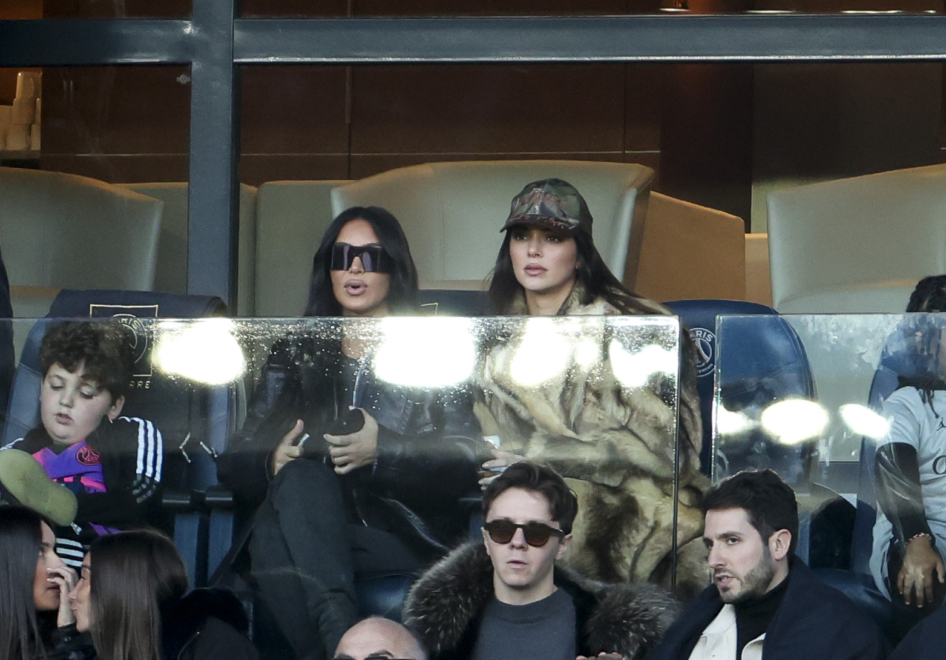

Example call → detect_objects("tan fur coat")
476 283 708 596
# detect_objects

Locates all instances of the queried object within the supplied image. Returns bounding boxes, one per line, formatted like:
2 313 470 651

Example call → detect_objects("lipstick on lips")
523 264 546 276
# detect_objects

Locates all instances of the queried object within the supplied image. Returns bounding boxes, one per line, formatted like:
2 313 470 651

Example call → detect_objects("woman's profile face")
508 225 578 303
330 219 392 318
68 552 92 632
33 522 65 611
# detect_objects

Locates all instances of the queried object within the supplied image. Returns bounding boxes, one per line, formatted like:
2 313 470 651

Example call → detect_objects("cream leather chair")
0 167 162 317
635 192 746 303
767 163 946 313
254 180 350 317
331 160 655 290
118 183 259 316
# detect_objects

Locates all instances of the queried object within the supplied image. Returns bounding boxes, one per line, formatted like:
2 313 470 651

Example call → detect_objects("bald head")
334 617 427 660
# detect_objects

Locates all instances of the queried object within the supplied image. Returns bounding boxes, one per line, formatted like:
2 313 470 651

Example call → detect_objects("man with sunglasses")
647 470 888 660
404 462 678 660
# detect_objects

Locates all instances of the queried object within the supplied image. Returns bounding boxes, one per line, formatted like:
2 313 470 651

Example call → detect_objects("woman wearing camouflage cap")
476 178 708 597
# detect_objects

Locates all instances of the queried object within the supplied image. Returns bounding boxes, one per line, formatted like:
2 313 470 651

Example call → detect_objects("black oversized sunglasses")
483 519 565 547
331 243 392 273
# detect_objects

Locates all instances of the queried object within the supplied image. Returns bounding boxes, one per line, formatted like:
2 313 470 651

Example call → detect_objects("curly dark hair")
39 320 134 400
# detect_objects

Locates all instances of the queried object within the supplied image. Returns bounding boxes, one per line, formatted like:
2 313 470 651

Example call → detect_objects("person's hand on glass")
325 408 379 475
271 419 305 476
899 534 945 607
479 448 526 488
48 564 78 627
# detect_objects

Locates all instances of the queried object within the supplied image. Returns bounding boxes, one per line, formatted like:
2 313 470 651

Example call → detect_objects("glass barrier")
238 1 941 18
0 313 685 654
715 312 946 629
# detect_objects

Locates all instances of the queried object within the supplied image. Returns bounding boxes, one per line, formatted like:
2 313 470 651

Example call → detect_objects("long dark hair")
0 506 51 660
486 228 657 315
304 206 419 317
897 275 946 406
88 530 188 660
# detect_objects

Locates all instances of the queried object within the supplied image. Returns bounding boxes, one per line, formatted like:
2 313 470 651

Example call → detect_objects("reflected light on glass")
760 399 829 445
608 340 676 389
716 406 755 436
510 318 571 387
375 317 475 388
839 403 891 440
574 337 600 371
153 319 246 385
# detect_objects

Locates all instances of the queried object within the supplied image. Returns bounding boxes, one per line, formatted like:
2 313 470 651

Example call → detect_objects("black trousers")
250 459 426 660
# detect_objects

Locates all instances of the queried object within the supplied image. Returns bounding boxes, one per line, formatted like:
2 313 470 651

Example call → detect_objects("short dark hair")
702 469 799 555
39 320 134 400
482 462 578 534
304 206 419 317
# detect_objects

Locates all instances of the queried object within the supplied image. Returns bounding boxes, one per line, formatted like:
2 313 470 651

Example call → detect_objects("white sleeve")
879 388 925 451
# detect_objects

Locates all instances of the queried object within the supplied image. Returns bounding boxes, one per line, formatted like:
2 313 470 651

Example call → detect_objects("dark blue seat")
665 300 816 484
851 320 922 576
3 289 232 586
417 289 486 316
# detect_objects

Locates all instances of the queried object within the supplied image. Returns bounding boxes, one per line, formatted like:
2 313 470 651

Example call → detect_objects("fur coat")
403 542 680 660
475 283 708 595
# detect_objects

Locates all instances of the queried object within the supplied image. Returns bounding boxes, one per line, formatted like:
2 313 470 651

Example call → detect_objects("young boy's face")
40 362 124 446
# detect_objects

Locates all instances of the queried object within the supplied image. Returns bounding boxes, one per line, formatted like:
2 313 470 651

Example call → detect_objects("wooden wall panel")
349 64 625 165
43 0 190 18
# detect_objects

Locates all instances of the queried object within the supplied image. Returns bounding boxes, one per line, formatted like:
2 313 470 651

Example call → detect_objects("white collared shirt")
686 604 765 660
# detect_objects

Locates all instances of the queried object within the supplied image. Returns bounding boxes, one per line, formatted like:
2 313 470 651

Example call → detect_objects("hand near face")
898 535 946 607
47 564 78 626
271 419 305 476
325 408 379 475
479 448 526 488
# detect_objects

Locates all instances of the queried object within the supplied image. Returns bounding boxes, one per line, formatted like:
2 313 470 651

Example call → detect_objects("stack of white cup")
3 71 41 151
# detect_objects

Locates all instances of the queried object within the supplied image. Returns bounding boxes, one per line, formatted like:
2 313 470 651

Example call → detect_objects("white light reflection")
153 319 246 385
839 403 891 440
760 399 829 445
510 318 571 387
609 340 676 389
375 317 475 388
716 406 755 436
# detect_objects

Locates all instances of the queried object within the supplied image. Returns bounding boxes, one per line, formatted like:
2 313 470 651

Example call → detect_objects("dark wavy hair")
486 217 656 316
39 320 134 400
896 275 946 405
87 530 188 660
702 469 799 556
0 506 55 660
304 206 419 317
482 462 578 535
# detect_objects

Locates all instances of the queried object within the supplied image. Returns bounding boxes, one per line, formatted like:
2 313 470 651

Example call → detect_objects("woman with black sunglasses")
218 206 483 660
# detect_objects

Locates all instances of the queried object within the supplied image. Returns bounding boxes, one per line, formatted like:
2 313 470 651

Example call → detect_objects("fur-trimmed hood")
403 542 680 660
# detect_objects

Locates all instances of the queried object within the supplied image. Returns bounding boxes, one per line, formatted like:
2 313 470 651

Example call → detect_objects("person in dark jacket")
403 462 680 660
646 469 888 660
0 506 93 660
0 320 163 567
216 206 484 660
68 529 258 660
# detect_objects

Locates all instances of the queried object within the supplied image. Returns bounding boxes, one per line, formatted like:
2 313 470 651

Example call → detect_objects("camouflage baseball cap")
501 178 593 235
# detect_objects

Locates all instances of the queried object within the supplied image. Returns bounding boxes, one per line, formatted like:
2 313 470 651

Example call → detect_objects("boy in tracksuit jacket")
0 320 163 566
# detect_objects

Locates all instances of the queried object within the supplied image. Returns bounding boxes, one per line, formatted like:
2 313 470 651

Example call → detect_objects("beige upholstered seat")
635 192 746 303
331 160 655 290
254 180 350 317
118 182 259 316
767 163 946 313
0 167 163 316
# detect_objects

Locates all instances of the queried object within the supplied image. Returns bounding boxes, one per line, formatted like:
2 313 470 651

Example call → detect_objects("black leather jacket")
217 328 485 554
